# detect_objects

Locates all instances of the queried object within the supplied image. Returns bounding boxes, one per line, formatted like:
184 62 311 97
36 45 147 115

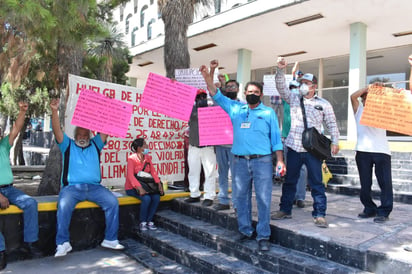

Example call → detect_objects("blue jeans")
233 154 273 241
216 146 235 206
355 151 393 217
280 148 326 217
295 164 308 201
56 184 119 245
126 189 160 223
0 186 38 251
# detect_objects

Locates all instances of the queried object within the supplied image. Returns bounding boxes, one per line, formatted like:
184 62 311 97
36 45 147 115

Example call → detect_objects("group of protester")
0 55 410 270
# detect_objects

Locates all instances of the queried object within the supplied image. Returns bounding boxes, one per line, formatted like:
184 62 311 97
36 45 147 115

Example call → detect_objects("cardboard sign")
71 89 132 138
198 106 233 146
360 85 412 135
68 74 187 186
263 74 294 96
140 72 198 121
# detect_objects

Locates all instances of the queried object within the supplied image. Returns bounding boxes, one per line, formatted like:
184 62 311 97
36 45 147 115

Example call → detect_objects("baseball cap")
299 73 318 85
196 89 207 95
296 70 304 76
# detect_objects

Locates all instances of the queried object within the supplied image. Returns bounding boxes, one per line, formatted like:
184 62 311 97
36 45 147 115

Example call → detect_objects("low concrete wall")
0 192 189 261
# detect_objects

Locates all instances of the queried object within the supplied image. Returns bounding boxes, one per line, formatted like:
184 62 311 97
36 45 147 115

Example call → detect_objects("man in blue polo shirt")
200 60 286 252
50 98 124 257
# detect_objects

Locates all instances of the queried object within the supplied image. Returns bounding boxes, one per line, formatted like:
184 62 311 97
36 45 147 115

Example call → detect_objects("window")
140 5 148 28
214 0 221 13
147 19 155 40
120 6 124 21
125 14 132 34
131 27 138 46
134 0 138 13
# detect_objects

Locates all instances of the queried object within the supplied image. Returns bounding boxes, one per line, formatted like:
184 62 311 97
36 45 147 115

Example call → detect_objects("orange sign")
360 85 412 135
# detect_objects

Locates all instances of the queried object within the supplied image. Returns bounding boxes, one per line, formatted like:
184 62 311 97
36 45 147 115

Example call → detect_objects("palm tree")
158 0 213 78
86 22 127 82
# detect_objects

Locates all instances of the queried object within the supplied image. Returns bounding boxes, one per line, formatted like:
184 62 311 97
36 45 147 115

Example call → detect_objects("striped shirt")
275 68 340 152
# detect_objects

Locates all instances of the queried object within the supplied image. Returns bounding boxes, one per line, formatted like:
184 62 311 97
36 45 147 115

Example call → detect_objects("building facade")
113 0 412 146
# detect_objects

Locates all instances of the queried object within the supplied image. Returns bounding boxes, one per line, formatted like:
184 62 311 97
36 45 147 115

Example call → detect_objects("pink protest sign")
71 89 133 138
198 106 233 146
140 72 198 121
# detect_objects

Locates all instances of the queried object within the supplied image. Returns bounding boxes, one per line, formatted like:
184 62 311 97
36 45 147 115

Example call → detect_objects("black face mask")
225 92 238 100
246 94 260 105
196 99 208 107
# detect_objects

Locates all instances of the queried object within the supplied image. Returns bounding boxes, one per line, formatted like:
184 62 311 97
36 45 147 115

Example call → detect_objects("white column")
347 22 367 141
318 58 324 97
236 48 252 101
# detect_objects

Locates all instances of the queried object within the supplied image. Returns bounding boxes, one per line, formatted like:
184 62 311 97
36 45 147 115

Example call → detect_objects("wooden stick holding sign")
360 85 412 136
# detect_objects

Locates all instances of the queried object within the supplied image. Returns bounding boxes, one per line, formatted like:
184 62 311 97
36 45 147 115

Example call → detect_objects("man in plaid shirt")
271 57 340 228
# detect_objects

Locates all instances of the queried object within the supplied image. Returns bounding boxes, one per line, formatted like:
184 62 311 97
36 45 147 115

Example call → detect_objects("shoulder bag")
134 162 164 195
300 97 332 160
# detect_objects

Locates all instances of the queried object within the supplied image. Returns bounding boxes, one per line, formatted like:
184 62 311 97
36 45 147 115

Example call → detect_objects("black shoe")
236 232 256 242
184 197 200 203
374 216 389 223
0 250 6 271
258 239 270 252
213 203 230 211
296 200 305 208
20 242 43 259
358 212 376 218
202 199 213 207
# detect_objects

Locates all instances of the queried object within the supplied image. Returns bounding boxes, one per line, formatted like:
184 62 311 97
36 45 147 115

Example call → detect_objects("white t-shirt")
355 104 390 155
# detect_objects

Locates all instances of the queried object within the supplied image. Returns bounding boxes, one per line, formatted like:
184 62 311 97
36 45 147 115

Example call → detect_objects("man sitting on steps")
50 98 124 257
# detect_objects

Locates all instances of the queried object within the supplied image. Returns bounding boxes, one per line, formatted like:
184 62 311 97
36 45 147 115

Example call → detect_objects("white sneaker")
147 222 157 230
101 239 125 250
139 222 147 231
54 242 72 257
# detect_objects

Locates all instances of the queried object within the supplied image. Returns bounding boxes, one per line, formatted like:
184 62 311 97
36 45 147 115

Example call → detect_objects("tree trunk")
12 117 29 165
37 142 62 195
0 114 7 137
38 43 83 195
161 0 193 78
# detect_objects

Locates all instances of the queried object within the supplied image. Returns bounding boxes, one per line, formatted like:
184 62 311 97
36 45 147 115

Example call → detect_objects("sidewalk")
4 247 149 273
3 184 412 273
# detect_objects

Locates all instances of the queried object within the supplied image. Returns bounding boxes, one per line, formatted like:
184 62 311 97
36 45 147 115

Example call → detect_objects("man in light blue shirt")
50 98 124 257
200 60 286 252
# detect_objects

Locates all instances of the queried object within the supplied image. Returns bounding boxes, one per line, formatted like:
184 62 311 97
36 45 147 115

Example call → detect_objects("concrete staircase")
122 199 373 274
326 150 412 203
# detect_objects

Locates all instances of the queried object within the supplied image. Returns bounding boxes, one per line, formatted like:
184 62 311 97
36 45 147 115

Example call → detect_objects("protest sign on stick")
71 89 133 138
198 106 233 146
140 73 198 121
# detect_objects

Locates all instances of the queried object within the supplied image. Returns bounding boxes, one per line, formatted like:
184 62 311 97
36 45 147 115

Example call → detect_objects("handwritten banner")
198 106 233 146
140 72 198 121
360 85 412 135
263 74 294 96
68 74 187 187
175 68 219 90
71 89 132 138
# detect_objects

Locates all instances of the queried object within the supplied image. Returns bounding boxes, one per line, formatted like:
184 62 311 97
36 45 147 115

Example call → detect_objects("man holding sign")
200 60 285 252
50 99 124 257
350 84 393 223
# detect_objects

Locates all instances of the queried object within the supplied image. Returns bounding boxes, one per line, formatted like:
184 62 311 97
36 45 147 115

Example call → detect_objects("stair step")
153 209 370 273
122 238 196 274
131 224 273 274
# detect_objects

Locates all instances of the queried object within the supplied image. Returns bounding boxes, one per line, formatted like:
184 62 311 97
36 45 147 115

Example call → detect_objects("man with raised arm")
50 98 124 257
0 102 41 270
200 60 285 252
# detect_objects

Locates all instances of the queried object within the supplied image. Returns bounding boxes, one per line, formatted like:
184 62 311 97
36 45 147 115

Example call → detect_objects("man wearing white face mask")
272 57 340 228
50 99 124 257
